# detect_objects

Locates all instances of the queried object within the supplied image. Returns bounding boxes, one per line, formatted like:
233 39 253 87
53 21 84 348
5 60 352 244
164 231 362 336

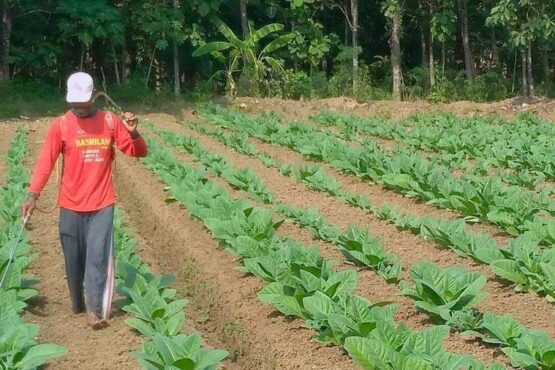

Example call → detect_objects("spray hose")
0 216 29 291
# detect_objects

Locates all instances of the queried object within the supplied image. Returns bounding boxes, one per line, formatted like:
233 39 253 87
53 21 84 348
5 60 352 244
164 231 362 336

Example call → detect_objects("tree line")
1 0 554 102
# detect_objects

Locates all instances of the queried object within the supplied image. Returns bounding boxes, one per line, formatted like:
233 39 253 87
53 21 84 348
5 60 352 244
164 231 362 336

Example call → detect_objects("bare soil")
230 96 555 122
5 96 555 369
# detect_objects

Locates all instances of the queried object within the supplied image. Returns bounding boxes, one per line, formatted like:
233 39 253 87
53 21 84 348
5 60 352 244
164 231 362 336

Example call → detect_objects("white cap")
66 72 94 103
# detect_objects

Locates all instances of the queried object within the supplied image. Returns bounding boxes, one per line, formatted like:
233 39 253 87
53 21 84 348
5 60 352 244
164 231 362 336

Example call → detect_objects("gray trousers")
59 205 115 319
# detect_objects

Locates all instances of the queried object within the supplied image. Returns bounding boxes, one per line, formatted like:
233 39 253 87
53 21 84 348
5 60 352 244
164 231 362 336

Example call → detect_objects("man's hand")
21 197 36 222
121 112 139 134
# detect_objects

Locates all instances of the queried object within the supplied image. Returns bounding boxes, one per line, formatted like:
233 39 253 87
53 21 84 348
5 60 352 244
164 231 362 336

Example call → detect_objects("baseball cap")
66 72 94 103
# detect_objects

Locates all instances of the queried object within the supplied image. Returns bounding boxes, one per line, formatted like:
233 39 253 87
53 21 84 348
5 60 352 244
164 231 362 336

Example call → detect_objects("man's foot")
87 311 108 330
72 305 86 314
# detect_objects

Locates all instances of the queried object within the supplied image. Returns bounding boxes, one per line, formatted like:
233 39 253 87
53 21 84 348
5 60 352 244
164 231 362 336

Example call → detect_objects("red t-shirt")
29 110 148 212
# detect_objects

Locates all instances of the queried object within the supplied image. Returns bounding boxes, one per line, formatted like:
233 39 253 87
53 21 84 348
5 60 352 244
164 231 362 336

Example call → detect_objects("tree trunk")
240 0 248 38
526 42 534 97
351 0 359 94
1 0 12 81
146 48 156 88
543 50 551 87
110 41 121 86
154 57 161 93
173 0 180 95
121 39 129 83
390 8 402 101
173 41 180 95
458 0 475 82
344 0 350 45
442 45 446 78
420 25 427 67
521 52 527 96
291 20 299 72
492 29 500 68
240 0 249 76
428 5 435 87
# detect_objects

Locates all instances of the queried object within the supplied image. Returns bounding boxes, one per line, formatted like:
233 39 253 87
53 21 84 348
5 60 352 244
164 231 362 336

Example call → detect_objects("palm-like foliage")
193 18 294 97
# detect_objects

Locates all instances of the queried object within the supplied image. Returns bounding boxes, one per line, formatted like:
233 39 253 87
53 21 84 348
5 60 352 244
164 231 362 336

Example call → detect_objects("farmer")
21 72 148 329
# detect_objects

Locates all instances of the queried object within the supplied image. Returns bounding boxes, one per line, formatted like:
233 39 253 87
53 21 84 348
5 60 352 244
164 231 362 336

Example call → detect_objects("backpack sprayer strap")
35 104 117 214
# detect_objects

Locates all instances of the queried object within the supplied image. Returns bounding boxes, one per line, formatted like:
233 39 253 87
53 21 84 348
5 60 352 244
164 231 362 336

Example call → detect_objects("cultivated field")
2 98 555 369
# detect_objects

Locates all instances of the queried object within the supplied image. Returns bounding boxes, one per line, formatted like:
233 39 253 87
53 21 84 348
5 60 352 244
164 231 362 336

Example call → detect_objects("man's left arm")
112 112 148 157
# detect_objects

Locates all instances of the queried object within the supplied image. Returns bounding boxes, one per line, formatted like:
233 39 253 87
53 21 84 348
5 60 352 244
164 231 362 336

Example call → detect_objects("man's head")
66 72 95 117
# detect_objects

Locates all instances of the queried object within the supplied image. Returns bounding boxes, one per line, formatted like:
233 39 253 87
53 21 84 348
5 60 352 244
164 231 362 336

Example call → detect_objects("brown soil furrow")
147 123 507 364
144 114 555 340
143 130 272 211
23 120 142 369
116 207 232 363
252 138 508 244
232 96 554 125
185 117 509 245
115 139 357 369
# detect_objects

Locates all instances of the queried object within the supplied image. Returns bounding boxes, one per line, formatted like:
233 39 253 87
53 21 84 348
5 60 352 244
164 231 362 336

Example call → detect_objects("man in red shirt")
21 72 148 329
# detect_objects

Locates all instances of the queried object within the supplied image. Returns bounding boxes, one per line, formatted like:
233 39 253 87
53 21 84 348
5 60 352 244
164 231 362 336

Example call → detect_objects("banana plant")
193 17 294 97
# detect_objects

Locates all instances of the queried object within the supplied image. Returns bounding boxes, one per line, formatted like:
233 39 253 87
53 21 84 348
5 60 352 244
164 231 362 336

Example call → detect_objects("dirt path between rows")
232 96 555 122
115 136 357 369
22 120 142 369
143 113 555 343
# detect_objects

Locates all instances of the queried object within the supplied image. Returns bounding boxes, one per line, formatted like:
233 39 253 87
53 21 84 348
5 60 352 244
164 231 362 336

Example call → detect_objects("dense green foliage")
1 0 555 108
0 128 68 369
113 212 229 369
138 123 505 369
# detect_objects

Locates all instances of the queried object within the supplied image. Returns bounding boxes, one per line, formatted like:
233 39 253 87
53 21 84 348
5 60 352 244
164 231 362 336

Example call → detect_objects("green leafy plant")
491 236 555 302
401 261 486 329
122 284 188 337
0 128 67 369
134 333 228 370
337 225 402 283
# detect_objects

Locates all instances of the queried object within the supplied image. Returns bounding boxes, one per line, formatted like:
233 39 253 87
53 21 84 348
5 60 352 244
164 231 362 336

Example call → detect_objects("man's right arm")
28 119 63 199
